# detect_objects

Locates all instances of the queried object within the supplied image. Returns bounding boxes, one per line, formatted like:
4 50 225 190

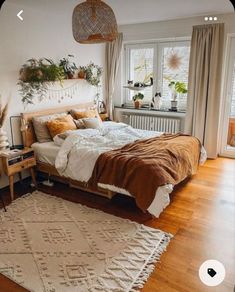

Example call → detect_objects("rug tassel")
130 233 173 292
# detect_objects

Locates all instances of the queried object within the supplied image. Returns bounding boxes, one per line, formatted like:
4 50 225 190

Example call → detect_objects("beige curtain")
185 23 224 159
105 33 123 119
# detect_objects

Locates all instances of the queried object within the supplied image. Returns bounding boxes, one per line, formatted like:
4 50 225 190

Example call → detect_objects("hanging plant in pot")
18 58 65 105
168 81 187 111
59 55 78 79
133 93 144 109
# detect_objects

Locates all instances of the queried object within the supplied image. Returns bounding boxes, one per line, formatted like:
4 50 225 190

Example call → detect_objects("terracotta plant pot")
78 70 86 79
67 72 74 79
134 100 141 109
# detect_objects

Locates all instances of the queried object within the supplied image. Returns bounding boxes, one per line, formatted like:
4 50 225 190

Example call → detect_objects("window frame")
219 34 235 158
124 39 191 109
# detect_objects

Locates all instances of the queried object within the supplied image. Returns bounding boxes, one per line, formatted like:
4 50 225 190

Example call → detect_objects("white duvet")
54 121 207 217
55 122 162 182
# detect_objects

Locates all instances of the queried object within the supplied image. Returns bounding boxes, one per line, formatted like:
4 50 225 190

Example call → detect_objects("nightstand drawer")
7 158 36 175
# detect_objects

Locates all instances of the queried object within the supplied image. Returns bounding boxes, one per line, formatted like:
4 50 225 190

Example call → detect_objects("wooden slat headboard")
21 102 94 147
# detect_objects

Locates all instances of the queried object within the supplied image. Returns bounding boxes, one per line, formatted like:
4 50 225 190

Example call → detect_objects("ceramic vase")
0 127 9 150
170 100 178 111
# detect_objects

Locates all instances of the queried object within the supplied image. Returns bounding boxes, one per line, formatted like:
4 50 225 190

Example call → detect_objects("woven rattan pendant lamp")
72 0 118 44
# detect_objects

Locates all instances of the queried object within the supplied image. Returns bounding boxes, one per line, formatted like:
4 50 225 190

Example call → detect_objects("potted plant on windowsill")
168 81 187 111
133 93 144 109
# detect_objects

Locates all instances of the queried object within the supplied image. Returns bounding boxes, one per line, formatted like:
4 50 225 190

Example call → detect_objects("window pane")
129 47 154 102
161 46 190 111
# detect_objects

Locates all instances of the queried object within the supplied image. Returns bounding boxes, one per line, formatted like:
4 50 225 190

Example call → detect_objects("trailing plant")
18 58 65 105
80 63 103 102
59 55 78 79
133 92 144 101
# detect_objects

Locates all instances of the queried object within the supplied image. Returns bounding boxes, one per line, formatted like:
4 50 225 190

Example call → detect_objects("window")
124 41 190 111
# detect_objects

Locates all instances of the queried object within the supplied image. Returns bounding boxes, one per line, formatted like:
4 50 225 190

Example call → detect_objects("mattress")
32 142 60 165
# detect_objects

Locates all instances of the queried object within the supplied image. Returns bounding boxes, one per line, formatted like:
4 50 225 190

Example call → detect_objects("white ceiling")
6 0 234 25
106 0 234 25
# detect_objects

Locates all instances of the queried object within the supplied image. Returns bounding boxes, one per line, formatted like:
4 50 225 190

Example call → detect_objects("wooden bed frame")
21 102 115 199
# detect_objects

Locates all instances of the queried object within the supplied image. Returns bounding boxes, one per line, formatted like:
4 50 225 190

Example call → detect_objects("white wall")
0 0 105 187
114 13 235 106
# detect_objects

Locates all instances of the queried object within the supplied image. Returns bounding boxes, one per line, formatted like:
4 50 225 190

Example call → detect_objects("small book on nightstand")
0 149 35 166
0 149 24 158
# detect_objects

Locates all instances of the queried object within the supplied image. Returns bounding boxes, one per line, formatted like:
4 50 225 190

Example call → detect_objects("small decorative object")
134 77 153 88
98 101 107 114
167 52 182 70
84 62 103 86
72 0 118 44
128 80 133 85
133 93 144 109
59 55 78 79
0 96 9 150
18 58 65 105
168 81 187 111
152 92 162 110
83 62 103 102
10 116 24 150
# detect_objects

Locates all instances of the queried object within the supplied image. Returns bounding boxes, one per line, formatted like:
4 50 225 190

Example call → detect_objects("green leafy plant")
18 58 65 105
81 63 103 102
168 81 188 94
133 93 144 101
59 55 78 79
83 63 103 87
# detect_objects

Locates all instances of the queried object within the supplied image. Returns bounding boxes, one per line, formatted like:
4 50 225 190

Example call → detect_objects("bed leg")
107 190 115 200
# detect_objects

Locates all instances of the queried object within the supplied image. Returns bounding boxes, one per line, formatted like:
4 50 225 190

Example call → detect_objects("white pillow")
82 117 103 129
32 112 67 143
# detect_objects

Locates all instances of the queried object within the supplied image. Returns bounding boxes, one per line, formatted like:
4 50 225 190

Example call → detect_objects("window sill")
114 106 186 117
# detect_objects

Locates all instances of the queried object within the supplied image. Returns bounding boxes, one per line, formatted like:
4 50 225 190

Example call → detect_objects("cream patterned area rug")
0 191 172 292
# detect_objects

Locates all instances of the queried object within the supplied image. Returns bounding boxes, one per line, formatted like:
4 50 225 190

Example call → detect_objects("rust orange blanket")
89 134 201 211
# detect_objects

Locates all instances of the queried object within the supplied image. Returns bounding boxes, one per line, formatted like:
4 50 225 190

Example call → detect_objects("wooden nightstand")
99 113 110 121
0 148 37 201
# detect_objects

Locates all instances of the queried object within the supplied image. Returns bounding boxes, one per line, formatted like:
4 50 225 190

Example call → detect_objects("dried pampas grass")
0 95 10 128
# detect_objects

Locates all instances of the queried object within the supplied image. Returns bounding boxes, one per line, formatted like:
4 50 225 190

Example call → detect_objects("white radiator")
128 114 180 133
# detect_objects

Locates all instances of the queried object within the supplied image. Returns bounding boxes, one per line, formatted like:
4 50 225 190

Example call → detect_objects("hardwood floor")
0 158 234 292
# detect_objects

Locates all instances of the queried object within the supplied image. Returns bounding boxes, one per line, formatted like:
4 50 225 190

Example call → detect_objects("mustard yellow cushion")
46 115 76 138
